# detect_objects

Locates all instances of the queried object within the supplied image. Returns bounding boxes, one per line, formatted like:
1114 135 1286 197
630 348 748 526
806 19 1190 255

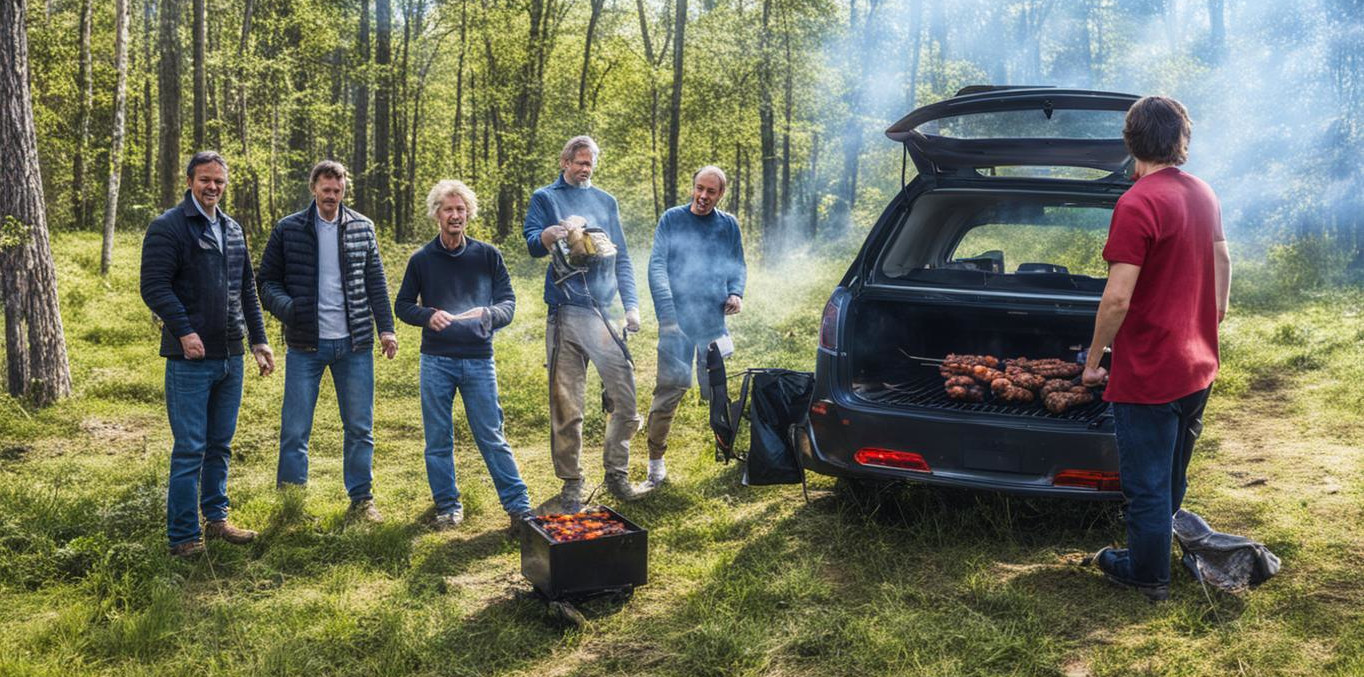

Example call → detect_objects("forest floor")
1 232 1361 676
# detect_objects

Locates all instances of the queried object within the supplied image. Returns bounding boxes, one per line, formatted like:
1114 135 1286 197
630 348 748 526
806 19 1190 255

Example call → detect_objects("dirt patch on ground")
78 417 148 450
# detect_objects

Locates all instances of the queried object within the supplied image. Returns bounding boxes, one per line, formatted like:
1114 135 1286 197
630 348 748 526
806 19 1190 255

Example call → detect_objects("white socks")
647 458 667 486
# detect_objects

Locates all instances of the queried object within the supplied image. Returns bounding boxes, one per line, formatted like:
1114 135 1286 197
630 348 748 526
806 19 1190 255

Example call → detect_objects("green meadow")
0 232 1360 676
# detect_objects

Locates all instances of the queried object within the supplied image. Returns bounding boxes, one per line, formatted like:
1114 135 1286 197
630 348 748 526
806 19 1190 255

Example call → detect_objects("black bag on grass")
740 369 815 486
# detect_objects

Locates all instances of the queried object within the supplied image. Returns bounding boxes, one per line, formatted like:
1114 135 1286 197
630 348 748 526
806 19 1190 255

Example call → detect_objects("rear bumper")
800 389 1124 501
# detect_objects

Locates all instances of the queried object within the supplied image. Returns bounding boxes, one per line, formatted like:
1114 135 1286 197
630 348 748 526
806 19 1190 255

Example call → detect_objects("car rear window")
950 205 1112 277
876 195 1114 293
918 109 1125 140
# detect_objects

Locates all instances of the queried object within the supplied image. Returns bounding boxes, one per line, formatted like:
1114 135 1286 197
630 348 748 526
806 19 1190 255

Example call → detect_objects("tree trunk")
192 0 206 147
664 0 686 209
779 1 794 225
233 0 257 235
73 0 93 230
807 130 819 237
375 0 392 232
353 0 369 214
906 0 922 108
157 0 183 207
141 0 153 193
578 0 604 110
1206 0 1225 64
0 0 72 406
101 0 131 276
450 0 466 174
758 0 778 259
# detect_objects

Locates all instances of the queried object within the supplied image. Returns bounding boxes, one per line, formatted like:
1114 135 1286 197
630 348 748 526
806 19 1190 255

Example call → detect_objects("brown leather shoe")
169 540 205 558
348 499 383 523
204 520 257 545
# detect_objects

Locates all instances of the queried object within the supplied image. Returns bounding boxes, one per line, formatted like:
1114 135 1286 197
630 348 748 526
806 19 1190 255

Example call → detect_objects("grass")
1 231 1361 676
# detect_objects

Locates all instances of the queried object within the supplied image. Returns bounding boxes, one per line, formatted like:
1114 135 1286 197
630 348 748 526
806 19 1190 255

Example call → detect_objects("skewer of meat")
990 377 1035 403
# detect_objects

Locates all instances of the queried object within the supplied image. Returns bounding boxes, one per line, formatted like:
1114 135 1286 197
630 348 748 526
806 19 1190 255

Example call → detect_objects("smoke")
827 0 1364 252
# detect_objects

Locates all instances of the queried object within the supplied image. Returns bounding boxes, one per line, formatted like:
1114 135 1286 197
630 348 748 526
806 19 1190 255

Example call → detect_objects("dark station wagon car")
797 86 1143 501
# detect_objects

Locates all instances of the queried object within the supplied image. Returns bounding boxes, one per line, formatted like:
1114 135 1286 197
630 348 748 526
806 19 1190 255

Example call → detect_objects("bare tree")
0 0 72 406
157 0 183 206
102 0 131 276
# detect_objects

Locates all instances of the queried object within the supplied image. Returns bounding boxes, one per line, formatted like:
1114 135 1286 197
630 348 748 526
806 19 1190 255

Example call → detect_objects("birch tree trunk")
0 0 72 406
73 0 92 230
101 0 131 277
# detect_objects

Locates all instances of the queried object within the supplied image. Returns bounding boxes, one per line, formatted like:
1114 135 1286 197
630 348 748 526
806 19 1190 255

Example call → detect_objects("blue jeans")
276 337 375 502
1109 386 1212 586
419 354 531 515
165 356 244 547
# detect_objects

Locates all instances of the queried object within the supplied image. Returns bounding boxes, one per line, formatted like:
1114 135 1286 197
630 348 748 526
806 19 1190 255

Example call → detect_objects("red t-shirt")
1101 167 1224 404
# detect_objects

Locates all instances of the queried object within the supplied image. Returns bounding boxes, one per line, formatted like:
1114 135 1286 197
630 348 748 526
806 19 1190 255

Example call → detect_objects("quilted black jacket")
256 201 395 351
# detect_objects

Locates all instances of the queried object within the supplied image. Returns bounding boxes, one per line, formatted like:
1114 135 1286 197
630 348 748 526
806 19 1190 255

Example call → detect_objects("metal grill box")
519 506 648 600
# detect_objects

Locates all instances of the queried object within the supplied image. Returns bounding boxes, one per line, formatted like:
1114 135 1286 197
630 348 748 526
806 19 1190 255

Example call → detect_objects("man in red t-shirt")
1082 96 1233 601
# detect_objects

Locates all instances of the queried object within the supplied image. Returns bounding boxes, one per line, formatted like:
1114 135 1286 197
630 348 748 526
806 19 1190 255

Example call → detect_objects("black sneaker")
1090 546 1171 602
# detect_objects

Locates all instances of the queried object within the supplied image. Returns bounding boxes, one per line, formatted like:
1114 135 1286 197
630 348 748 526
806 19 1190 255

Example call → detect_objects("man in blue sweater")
395 180 532 533
524 136 650 511
645 166 746 486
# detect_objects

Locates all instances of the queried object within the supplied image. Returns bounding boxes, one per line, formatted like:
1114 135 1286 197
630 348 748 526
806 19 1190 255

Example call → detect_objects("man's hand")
723 295 743 315
180 332 206 360
427 310 457 331
660 321 683 336
539 224 568 249
251 344 275 376
624 308 641 333
379 332 398 359
1218 306 1228 324
1082 365 1108 388
453 307 486 321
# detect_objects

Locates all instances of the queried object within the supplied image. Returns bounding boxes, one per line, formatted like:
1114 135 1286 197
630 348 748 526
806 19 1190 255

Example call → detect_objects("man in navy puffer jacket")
256 161 397 521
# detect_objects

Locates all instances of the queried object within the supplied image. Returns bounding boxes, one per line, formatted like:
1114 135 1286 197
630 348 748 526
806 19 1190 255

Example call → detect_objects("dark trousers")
1109 386 1212 586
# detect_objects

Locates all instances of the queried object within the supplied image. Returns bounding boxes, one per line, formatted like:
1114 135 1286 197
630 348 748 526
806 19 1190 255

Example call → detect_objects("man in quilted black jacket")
256 161 397 522
140 151 275 558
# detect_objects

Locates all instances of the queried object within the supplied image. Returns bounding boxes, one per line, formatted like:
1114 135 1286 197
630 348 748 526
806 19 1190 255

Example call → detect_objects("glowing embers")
1052 469 1121 492
533 509 632 542
854 447 932 472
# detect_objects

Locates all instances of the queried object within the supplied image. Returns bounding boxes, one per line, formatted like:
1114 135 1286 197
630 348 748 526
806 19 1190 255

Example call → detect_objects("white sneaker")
646 458 667 487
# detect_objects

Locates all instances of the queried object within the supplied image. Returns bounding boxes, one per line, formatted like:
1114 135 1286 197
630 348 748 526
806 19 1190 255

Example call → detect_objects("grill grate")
854 370 1112 425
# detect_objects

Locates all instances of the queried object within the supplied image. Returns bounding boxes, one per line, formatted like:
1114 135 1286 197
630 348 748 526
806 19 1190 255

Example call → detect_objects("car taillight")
819 298 840 350
854 448 931 472
1052 470 1121 492
809 401 830 416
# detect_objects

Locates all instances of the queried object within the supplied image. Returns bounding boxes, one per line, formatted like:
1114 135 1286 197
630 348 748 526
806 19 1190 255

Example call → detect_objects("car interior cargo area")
847 298 1110 424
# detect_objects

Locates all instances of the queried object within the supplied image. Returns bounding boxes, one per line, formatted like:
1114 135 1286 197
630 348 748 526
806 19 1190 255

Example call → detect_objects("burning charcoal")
533 510 632 542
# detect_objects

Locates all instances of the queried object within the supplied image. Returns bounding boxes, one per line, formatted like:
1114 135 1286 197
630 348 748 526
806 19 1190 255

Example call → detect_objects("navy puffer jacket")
139 192 268 359
256 202 395 351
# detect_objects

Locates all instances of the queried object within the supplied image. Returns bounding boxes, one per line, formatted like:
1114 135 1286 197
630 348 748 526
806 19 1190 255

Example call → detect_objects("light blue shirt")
315 212 349 340
190 194 223 251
